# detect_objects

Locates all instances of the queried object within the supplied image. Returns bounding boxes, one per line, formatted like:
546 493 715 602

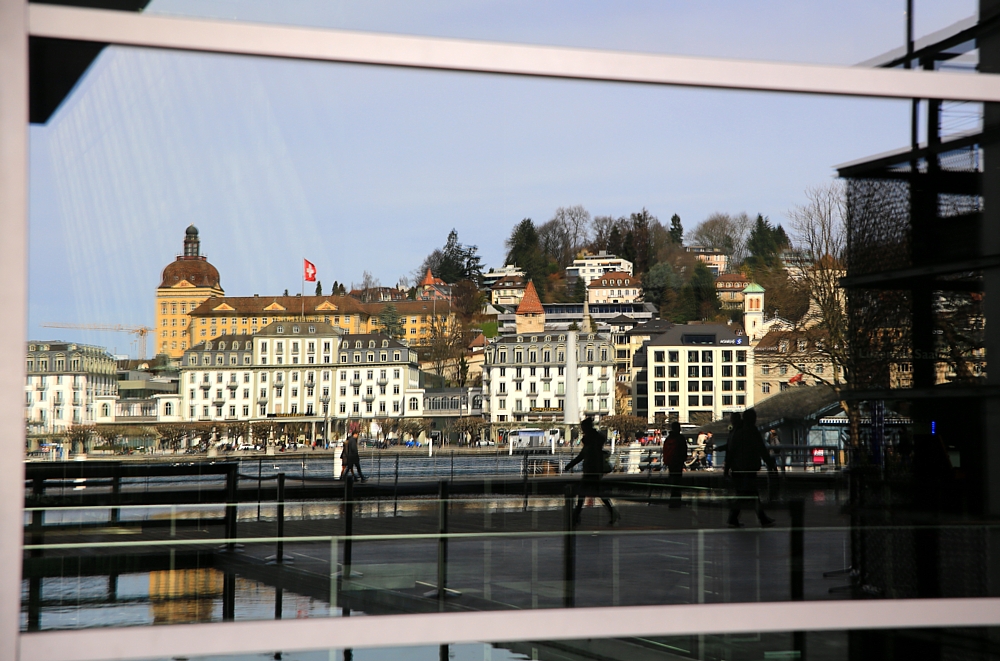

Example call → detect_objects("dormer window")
308 326 315 333
218 341 226 350
292 325 300 334
382 340 389 347
369 340 375 348
276 326 284 334
355 341 362 349
206 342 213 350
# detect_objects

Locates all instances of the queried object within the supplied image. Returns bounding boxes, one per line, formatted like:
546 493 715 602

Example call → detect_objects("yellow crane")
40 323 154 359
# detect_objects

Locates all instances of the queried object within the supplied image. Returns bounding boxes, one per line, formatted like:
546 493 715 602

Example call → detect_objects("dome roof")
186 225 199 237
159 257 221 289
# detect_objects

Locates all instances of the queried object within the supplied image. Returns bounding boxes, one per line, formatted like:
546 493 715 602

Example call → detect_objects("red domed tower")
155 226 224 358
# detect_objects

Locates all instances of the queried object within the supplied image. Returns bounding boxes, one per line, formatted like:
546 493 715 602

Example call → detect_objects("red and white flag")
303 259 317 282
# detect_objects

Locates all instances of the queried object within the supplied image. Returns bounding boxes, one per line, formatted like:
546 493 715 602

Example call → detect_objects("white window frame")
5 4 1000 660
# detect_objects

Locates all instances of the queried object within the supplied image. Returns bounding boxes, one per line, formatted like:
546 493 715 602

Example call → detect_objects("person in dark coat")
565 417 619 525
662 421 686 507
723 408 776 527
340 433 366 481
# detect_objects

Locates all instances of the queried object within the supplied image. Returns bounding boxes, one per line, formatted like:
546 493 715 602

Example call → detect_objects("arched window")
164 402 173 416
409 397 419 411
101 403 110 417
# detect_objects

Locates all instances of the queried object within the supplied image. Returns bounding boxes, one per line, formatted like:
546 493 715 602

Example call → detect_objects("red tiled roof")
516 281 544 315
420 268 446 287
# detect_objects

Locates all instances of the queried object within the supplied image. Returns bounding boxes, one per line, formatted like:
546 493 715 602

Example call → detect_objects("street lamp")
320 395 330 449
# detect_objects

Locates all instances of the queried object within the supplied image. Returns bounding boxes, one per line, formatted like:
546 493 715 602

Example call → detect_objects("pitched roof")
420 268 446 287
743 283 766 293
588 271 638 289
491 274 526 290
716 273 749 283
516 281 544 315
626 318 674 336
190 295 370 316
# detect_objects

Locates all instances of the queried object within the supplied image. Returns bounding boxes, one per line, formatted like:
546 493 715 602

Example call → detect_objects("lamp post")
320 395 331 449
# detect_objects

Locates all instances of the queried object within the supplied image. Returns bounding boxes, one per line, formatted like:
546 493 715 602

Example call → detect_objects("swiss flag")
303 259 317 282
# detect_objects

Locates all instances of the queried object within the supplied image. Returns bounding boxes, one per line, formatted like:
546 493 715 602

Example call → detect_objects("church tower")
742 283 765 343
515 281 545 334
155 226 224 359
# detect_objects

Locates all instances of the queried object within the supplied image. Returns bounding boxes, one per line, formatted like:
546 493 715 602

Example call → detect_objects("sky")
28 0 977 356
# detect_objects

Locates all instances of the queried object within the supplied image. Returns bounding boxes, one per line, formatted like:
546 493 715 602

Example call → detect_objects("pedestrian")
705 432 715 470
565 416 619 526
768 428 784 472
724 408 777 527
340 430 367 482
662 421 686 508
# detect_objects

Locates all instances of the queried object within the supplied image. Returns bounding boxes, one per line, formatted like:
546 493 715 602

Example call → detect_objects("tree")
689 212 754 266
452 280 484 326
669 214 684 245
283 289 289 296
419 230 484 285
643 261 681 309
452 417 488 445
377 302 406 340
355 271 380 302
689 262 721 319
600 415 647 442
68 425 93 454
539 205 591 267
571 277 586 303
745 214 789 273
505 219 549 288
315 280 323 296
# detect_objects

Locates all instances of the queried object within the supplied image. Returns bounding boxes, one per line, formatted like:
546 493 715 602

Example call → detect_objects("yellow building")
187 294 457 345
155 226 224 359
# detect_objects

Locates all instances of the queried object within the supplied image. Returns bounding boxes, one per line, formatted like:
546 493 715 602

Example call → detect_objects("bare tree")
353 271 381 302
689 212 753 268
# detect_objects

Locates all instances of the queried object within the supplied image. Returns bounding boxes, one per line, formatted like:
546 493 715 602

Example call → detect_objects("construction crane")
40 323 154 359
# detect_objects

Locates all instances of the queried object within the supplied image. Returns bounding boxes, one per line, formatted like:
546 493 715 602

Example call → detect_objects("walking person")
724 408 777 527
340 431 367 481
662 421 686 508
768 428 784 472
565 417 619 526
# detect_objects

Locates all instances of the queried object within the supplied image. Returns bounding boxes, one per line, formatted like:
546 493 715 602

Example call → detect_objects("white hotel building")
637 323 753 426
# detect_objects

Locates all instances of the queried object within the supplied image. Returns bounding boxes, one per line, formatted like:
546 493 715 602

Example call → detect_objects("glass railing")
21 478 999 632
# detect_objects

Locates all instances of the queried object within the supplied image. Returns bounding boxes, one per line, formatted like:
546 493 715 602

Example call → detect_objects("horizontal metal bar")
844 384 1000 400
840 255 1000 289
20 598 1000 661
26 4 1000 102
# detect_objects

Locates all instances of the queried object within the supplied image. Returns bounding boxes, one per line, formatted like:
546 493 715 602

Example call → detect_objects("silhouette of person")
566 416 619 525
724 408 777 527
662 421 686 508
340 432 366 481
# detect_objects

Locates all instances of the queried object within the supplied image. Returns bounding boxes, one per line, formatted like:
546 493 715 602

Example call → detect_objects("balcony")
305 379 315 388
227 381 239 390
363 394 375 403
350 378 362 387
377 378 388 386
257 397 268 405
35 382 46 390
213 398 225 406
200 382 211 390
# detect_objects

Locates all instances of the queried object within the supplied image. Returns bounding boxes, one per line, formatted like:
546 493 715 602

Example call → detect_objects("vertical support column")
790 499 805 660
563 486 575 608
437 480 449 611
393 453 399 516
110 466 121 524
979 0 1000 519
0 0 28 654
225 463 239 553
223 572 236 621
343 476 354 575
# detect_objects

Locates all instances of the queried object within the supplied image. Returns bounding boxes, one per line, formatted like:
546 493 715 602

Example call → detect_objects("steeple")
183 225 201 258
515 281 545 333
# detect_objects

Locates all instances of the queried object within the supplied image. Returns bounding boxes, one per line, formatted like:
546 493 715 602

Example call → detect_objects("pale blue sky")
28 1 976 355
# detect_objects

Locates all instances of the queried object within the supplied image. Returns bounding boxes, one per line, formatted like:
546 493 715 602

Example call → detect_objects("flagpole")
301 266 305 321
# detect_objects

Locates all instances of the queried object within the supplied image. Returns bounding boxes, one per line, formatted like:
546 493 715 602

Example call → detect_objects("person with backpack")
662 421 686 508
724 408 776 527
565 416 619 526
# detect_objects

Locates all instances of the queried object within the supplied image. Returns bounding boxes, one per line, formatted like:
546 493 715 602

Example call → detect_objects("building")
497 301 657 334
685 245 729 276
715 273 749 309
635 323 753 426
514 281 545 333
187 294 456 346
742 283 766 343
24 341 117 433
481 264 526 289
490 274 527 306
586 271 642 304
179 334 258 422
348 286 407 302
417 268 451 301
565 250 634 287
753 330 843 403
334 333 422 427
482 331 615 425
155 226 224 359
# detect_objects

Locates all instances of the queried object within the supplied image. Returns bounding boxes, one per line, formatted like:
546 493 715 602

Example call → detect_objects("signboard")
812 448 826 465
529 407 562 412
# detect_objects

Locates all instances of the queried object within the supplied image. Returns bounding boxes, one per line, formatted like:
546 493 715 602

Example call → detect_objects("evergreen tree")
315 280 323 296
283 289 289 296
669 214 684 245
745 214 789 272
377 303 406 340
505 219 547 286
